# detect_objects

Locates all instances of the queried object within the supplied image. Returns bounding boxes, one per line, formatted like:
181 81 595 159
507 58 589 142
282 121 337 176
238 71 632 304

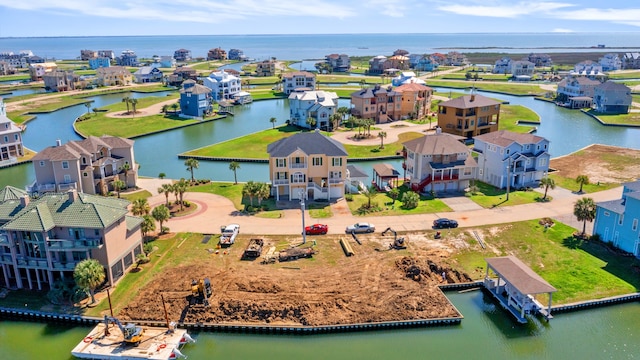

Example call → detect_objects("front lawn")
467 181 547 208
548 173 618 194
425 79 545 96
346 186 452 216
586 110 640 126
499 104 540 133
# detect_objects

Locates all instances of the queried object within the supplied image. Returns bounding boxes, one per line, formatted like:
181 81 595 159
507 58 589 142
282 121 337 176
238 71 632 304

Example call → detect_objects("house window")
604 211 610 217
463 168 472 176
3 136 7 142
619 214 624 226
312 157 323 166
83 172 88 177
506 149 510 154
276 171 287 180
276 158 286 168
62 161 69 169
64 174 71 183
39 161 45 167
82 157 87 164
14 134 19 141
332 157 342 166
291 172 305 183
539 158 547 167
633 219 638 231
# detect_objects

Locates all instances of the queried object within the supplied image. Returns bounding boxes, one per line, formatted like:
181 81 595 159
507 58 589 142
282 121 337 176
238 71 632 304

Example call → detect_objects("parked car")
433 218 458 229
305 224 328 235
346 222 375 234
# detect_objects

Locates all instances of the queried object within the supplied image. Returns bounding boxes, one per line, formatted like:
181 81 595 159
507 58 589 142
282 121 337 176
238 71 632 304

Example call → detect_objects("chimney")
20 195 29 207
470 94 475 102
67 189 78 202
55 139 62 147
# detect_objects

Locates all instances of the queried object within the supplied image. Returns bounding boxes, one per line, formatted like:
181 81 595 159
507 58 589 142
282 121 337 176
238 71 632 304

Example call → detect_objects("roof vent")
56 139 62 147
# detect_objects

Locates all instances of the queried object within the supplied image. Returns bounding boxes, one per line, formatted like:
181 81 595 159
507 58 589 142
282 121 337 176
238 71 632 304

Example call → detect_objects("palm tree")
158 183 173 206
184 158 199 183
306 117 317 129
256 182 271 206
175 178 189 211
122 96 131 114
92 107 99 117
141 215 156 238
151 204 170 234
229 161 240 184
119 163 131 188
84 102 91 115
131 198 150 216
388 187 400 205
576 175 589 194
269 117 277 129
73 259 105 304
161 104 169 114
330 113 341 131
378 131 387 149
242 181 257 207
539 176 556 201
364 185 379 208
130 98 138 117
171 103 179 114
574 197 596 237
111 179 125 198
365 118 374 137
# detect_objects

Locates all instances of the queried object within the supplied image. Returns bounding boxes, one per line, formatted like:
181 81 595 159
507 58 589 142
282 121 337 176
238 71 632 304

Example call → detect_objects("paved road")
137 179 620 236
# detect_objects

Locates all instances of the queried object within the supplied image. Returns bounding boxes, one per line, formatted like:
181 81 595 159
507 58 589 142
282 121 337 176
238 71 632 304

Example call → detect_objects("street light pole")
506 158 511 201
299 189 306 244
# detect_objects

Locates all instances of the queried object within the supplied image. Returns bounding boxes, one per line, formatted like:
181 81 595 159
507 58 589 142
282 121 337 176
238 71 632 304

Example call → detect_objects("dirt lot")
550 144 640 184
118 233 472 326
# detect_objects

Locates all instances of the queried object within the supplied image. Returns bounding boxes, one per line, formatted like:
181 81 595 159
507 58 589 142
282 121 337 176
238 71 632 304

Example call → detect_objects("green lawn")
346 186 452 216
451 220 640 304
586 110 640 126
189 182 244 210
467 181 547 208
499 104 540 132
607 71 640 79
121 190 153 202
548 173 618 194
425 80 545 95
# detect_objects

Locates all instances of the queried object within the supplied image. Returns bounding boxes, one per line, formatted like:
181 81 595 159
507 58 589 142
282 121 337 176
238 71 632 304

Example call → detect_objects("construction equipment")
103 316 145 345
190 278 212 306
278 247 316 262
382 227 407 249
219 224 240 246
242 238 264 259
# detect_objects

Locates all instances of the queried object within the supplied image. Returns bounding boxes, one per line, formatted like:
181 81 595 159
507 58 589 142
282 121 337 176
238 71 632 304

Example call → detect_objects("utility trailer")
242 238 264 260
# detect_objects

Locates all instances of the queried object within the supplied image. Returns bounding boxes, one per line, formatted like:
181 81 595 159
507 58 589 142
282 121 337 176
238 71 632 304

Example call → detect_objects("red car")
305 224 328 235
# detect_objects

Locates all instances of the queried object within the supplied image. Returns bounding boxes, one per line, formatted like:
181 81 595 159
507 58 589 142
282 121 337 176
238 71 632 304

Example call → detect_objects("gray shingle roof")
596 199 625 214
474 130 545 147
267 131 347 157
486 256 557 294
403 133 469 155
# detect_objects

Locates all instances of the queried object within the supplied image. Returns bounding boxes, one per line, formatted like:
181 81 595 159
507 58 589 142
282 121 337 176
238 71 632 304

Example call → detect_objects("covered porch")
372 163 400 192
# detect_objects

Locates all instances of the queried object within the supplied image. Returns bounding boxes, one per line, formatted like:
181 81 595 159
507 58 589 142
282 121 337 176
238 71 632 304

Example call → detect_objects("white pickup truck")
219 224 240 246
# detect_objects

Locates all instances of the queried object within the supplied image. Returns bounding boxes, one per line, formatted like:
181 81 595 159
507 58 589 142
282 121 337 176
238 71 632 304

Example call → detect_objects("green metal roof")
125 215 143 231
0 186 28 202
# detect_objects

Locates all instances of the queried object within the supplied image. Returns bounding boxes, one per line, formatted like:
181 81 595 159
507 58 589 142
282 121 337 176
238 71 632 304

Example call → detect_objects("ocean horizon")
1 32 640 61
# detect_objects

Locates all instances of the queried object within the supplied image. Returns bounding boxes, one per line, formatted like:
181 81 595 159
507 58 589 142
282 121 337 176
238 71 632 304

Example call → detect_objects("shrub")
143 243 153 255
161 226 170 234
135 253 150 265
183 200 191 207
401 191 420 209
345 194 353 202
590 233 601 243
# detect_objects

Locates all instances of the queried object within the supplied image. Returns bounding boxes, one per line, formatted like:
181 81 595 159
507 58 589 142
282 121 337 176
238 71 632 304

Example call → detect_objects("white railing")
57 182 77 191
273 179 289 185
290 163 307 169
0 157 17 167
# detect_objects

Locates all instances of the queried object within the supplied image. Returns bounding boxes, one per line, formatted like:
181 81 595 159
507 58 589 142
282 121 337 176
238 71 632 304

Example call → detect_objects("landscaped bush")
344 193 353 201
143 243 154 255
357 202 381 214
161 226 170 234
401 191 420 209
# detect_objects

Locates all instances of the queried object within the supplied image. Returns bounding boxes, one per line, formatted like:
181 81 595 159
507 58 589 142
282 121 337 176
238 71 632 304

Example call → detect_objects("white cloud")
437 1 572 18
552 28 574 33
364 0 411 18
0 0 357 23
550 7 640 27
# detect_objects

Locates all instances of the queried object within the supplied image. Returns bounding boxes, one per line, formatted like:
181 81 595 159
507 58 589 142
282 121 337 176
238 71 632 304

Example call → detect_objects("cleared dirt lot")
550 144 640 184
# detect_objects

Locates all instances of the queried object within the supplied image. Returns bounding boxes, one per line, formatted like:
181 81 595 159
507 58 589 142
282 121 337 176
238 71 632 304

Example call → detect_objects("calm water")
2 291 640 359
2 33 640 61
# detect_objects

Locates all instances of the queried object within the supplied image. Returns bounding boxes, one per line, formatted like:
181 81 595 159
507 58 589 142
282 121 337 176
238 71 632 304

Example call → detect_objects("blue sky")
0 0 639 37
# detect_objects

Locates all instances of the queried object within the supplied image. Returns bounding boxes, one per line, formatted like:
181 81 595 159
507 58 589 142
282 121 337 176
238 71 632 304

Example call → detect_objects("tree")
111 179 125 198
269 117 277 129
330 113 341 131
365 118 374 137
158 183 173 206
119 163 131 188
175 178 189 211
401 191 420 209
73 259 105 304
184 158 199 183
539 176 556 200
84 102 91 115
256 182 271 206
161 104 169 114
92 107 99 117
122 96 131 113
158 172 166 179
141 215 156 238
242 181 257 207
171 103 179 114
576 175 590 194
364 185 378 208
229 161 240 184
306 117 317 129
337 106 350 122
151 204 170 233
574 197 596 236
388 187 400 205
131 198 150 216
130 98 138 117
378 131 387 149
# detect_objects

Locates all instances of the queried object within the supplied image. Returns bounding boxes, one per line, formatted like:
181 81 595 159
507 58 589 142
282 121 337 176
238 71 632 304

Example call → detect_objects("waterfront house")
350 84 402 123
473 130 550 189
325 54 350 72
228 49 247 61
413 55 439 72
622 53 640 69
430 53 447 66
524 53 552 67
599 53 622 71
96 66 133 86
593 180 640 256
368 56 387 75
88 57 111 70
282 71 316 95
387 55 410 71
445 52 468 66
116 50 138 67
0 51 30 68
155 56 175 68
173 48 192 62
510 60 535 77
80 49 97 61
256 60 276 77
28 136 138 196
29 62 57 81
391 71 425 86
0 98 24 164
97 50 115 60
207 47 227 61
593 81 632 114
179 80 213 118
288 90 338 130
43 70 78 92
0 61 16 75
268 130 347 201
167 66 197 86
402 129 477 193
0 187 144 290
203 70 241 101
556 76 600 108
493 57 511 74
395 82 433 119
133 66 163 83
572 60 604 78
437 93 501 139
27 56 45 65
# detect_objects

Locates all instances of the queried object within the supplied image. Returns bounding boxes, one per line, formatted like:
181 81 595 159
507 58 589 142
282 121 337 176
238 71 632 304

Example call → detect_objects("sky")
0 0 639 37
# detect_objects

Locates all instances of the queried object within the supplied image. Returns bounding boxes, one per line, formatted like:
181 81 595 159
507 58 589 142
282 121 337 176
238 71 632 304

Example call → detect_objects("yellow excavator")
190 278 212 306
104 315 145 345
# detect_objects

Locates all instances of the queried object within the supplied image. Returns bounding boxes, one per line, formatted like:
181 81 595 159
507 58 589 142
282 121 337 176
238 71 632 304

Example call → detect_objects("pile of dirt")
395 257 472 284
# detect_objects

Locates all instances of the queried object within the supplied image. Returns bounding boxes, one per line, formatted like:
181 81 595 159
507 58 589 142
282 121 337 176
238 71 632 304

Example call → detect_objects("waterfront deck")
71 323 191 360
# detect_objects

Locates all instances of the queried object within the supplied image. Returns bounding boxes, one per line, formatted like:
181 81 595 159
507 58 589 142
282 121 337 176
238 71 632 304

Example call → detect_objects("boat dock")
71 322 191 360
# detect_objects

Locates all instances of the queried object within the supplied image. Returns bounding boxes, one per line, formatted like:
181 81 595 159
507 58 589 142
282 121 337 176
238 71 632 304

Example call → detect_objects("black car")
433 218 458 229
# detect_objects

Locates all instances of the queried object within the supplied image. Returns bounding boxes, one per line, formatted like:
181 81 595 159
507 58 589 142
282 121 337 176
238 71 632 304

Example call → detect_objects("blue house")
179 80 212 118
88 57 111 70
414 55 438 72
593 180 640 256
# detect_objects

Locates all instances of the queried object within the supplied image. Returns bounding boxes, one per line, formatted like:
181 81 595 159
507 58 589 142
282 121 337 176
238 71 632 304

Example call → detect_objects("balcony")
57 182 77 191
273 179 289 185
290 163 307 169
328 178 344 184
47 238 102 249
26 182 56 193
52 261 77 270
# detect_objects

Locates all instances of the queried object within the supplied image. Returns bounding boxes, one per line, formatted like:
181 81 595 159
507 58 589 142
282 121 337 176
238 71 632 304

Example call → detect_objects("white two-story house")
288 90 339 131
473 130 550 189
268 130 348 201
203 70 241 101
282 71 316 95
0 98 24 164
